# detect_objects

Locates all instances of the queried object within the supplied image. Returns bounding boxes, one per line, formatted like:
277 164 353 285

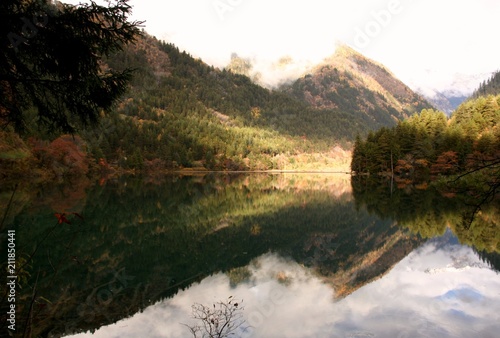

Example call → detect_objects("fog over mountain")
225 51 492 116
63 0 500 114
408 72 494 114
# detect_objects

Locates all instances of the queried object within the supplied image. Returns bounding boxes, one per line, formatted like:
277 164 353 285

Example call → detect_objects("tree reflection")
351 175 500 256
5 173 495 336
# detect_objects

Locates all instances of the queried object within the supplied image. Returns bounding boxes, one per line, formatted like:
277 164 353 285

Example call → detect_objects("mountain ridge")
2 34 433 176
281 45 432 130
412 72 495 115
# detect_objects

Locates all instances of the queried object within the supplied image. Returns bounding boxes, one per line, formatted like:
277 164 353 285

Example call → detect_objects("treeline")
351 95 500 180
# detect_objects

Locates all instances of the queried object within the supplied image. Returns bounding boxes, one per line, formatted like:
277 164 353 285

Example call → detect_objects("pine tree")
0 0 143 133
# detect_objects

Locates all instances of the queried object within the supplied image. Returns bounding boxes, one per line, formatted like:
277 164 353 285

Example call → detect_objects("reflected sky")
70 233 500 338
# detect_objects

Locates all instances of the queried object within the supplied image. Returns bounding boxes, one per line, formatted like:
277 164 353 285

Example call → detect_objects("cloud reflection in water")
70 240 500 338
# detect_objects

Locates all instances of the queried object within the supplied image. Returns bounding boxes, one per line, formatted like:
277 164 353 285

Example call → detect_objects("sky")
64 0 500 95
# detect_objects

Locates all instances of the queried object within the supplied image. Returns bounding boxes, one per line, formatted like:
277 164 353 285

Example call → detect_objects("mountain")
428 69 500 117
415 88 467 115
282 45 432 129
2 36 433 176
428 92 467 115
412 72 494 115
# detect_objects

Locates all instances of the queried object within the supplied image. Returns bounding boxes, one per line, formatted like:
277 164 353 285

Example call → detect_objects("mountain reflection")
1 173 498 337
70 237 500 338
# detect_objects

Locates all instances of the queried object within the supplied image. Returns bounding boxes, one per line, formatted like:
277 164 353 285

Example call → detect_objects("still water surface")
2 173 499 337
72 237 500 338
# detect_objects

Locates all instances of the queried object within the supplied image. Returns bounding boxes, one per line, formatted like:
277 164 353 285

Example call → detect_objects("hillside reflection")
71 234 500 338
0 173 498 337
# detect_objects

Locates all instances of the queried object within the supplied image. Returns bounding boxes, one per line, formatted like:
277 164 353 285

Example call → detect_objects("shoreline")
171 169 352 175
0 169 353 187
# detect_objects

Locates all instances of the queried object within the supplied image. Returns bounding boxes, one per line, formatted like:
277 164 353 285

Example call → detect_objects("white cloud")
357 0 500 92
63 0 500 93
69 243 500 338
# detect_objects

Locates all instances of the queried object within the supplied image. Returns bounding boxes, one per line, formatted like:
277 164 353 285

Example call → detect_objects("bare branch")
183 297 247 338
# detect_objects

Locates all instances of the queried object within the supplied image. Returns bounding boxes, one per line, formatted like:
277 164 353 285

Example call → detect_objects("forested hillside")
351 96 500 178
2 30 432 177
80 37 433 171
77 36 372 172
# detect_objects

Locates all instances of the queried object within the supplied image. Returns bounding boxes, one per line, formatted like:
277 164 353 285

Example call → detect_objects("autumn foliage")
352 96 500 184
430 151 459 175
29 135 90 178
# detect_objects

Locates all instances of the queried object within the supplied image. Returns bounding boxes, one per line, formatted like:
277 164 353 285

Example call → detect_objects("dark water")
1 173 499 337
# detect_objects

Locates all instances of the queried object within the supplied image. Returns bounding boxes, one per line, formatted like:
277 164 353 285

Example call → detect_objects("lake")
1 173 499 337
